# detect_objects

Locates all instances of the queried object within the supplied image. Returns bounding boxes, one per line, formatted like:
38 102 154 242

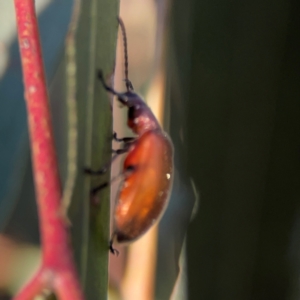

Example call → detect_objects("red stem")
14 270 45 300
13 0 84 299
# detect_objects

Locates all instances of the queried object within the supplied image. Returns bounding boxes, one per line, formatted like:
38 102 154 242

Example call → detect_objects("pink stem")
13 0 85 299
13 270 45 300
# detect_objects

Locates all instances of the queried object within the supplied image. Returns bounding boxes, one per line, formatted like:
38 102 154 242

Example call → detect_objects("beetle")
86 17 174 254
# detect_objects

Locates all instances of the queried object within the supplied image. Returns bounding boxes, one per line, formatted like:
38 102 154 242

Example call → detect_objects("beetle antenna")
117 17 134 92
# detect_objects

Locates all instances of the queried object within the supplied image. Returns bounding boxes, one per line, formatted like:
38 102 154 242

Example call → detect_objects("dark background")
169 0 300 299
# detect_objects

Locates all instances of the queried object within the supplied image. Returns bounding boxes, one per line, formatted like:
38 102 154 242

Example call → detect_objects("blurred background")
0 0 299 299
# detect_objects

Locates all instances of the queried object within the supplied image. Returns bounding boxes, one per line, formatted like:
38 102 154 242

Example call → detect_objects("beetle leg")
97 70 127 101
112 148 129 155
84 166 108 176
84 150 124 176
109 239 119 256
85 135 133 176
97 70 118 95
84 162 112 176
113 132 135 143
87 170 125 197
112 136 135 155
90 182 109 196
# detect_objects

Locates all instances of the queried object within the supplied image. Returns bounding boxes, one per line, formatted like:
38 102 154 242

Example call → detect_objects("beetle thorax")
123 92 161 135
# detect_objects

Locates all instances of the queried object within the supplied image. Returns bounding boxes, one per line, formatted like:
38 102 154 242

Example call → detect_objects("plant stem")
13 0 85 299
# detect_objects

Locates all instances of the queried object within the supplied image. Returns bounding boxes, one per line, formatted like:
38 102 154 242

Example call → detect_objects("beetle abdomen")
114 130 174 243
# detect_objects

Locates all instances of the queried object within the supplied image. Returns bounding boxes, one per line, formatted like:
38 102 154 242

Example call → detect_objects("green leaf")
63 0 119 298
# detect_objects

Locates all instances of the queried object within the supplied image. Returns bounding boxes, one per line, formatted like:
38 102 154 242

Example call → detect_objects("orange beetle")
87 18 174 253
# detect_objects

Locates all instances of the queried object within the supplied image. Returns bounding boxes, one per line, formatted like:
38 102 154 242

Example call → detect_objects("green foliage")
64 0 120 298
